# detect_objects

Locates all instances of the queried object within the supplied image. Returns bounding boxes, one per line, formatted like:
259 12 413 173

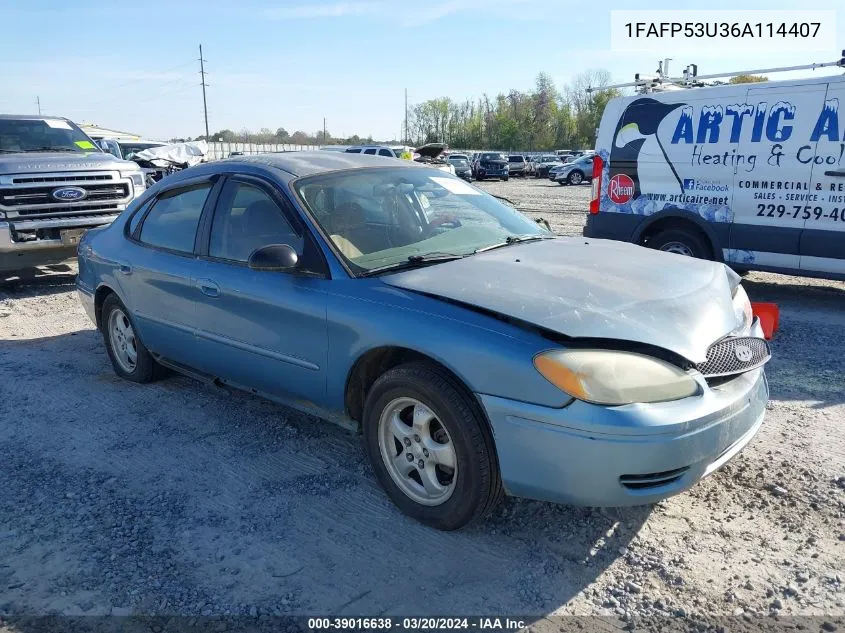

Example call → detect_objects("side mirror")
248 244 299 272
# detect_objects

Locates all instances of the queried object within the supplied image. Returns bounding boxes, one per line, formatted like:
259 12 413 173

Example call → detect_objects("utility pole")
404 88 408 145
199 44 210 140
35 96 41 115
323 117 327 145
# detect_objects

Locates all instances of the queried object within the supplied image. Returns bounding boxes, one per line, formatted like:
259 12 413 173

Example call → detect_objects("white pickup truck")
0 115 145 272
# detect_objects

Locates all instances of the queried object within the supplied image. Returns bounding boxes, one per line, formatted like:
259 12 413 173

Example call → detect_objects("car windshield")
294 167 549 274
0 118 98 153
508 156 524 162
480 153 506 161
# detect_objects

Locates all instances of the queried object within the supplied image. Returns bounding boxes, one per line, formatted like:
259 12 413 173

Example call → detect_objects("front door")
193 176 329 404
800 81 845 276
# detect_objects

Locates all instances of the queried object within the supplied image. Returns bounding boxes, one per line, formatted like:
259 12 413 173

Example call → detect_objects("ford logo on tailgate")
52 186 87 201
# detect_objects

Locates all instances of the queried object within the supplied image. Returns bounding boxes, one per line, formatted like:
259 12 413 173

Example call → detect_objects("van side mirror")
248 244 299 272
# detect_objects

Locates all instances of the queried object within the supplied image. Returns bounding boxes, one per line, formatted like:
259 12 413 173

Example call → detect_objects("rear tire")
363 362 503 530
503 176 509 182
101 294 157 383
568 171 584 185
648 228 711 260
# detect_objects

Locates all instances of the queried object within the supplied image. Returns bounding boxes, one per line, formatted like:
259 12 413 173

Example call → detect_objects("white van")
584 73 845 280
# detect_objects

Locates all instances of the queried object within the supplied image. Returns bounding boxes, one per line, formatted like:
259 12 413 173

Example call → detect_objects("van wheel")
363 362 503 530
648 228 711 259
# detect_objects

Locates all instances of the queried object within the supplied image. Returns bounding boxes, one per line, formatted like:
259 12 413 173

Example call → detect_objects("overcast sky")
1 0 842 141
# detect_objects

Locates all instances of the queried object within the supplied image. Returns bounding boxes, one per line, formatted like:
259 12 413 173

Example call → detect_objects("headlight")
533 349 700 405
731 284 753 334
120 170 146 195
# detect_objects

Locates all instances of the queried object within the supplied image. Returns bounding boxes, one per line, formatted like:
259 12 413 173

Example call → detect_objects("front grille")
696 336 771 378
11 174 113 185
1 183 129 208
620 466 690 490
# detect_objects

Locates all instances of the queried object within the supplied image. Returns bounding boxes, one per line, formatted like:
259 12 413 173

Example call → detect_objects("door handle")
197 278 220 298
824 170 845 177
118 262 132 275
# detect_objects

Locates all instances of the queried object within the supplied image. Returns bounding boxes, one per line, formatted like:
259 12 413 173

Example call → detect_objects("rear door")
730 82 827 270
800 80 845 276
122 177 219 368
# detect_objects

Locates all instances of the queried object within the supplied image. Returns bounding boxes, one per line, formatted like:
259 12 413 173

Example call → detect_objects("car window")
209 182 302 263
378 149 394 157
345 148 362 153
138 184 211 253
363 148 377 155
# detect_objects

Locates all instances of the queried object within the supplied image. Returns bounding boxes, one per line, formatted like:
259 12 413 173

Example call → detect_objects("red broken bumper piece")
752 303 779 340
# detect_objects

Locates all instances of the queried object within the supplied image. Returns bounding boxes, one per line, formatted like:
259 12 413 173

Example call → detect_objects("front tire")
648 228 711 260
568 171 584 185
363 362 503 530
502 176 509 182
101 294 156 383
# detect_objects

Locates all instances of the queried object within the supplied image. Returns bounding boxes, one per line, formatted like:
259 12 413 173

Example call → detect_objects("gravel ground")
0 180 843 629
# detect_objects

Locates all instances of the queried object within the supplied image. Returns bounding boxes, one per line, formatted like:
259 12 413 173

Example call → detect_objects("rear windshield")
0 118 99 154
480 153 506 161
508 156 524 162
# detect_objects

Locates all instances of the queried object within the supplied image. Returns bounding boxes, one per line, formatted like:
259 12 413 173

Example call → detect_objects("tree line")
406 70 620 151
184 71 767 149
194 128 381 146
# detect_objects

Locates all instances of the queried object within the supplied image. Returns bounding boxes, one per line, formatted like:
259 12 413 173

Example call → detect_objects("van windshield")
0 118 98 154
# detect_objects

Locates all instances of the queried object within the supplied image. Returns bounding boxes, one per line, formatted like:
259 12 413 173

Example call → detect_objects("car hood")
415 143 448 159
0 151 137 173
381 238 740 363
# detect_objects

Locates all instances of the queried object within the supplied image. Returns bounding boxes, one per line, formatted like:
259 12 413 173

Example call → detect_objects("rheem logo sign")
608 174 635 204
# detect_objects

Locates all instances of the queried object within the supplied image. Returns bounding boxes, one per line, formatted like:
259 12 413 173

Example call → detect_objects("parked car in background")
96 138 165 161
508 155 527 177
448 156 473 181
0 114 145 272
554 154 595 185
534 155 562 178
414 143 455 175
474 152 509 181
345 145 400 158
447 153 469 162
78 151 771 530
523 156 536 176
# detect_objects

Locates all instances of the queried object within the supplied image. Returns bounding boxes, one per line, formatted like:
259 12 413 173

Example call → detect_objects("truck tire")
648 228 711 260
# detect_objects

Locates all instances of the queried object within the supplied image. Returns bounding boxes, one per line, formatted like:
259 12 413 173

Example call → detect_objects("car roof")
0 114 69 121
215 151 418 177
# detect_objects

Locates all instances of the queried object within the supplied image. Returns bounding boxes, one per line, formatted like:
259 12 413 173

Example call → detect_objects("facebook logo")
683 178 695 190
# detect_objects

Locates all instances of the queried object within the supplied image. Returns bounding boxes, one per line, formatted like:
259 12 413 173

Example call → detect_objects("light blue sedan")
77 152 771 530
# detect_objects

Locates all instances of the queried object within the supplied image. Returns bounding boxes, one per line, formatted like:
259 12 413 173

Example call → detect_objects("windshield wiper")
361 252 465 276
474 234 555 254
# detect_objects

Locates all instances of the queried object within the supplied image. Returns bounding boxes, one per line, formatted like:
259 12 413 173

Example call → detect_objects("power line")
199 44 209 140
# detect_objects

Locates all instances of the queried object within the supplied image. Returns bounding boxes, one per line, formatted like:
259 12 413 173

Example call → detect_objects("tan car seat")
329 202 367 259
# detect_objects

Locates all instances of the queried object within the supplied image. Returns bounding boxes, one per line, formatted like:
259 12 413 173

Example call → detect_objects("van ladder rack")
587 50 845 94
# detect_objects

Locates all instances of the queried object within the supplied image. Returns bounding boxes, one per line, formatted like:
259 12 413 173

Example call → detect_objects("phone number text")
757 204 845 221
